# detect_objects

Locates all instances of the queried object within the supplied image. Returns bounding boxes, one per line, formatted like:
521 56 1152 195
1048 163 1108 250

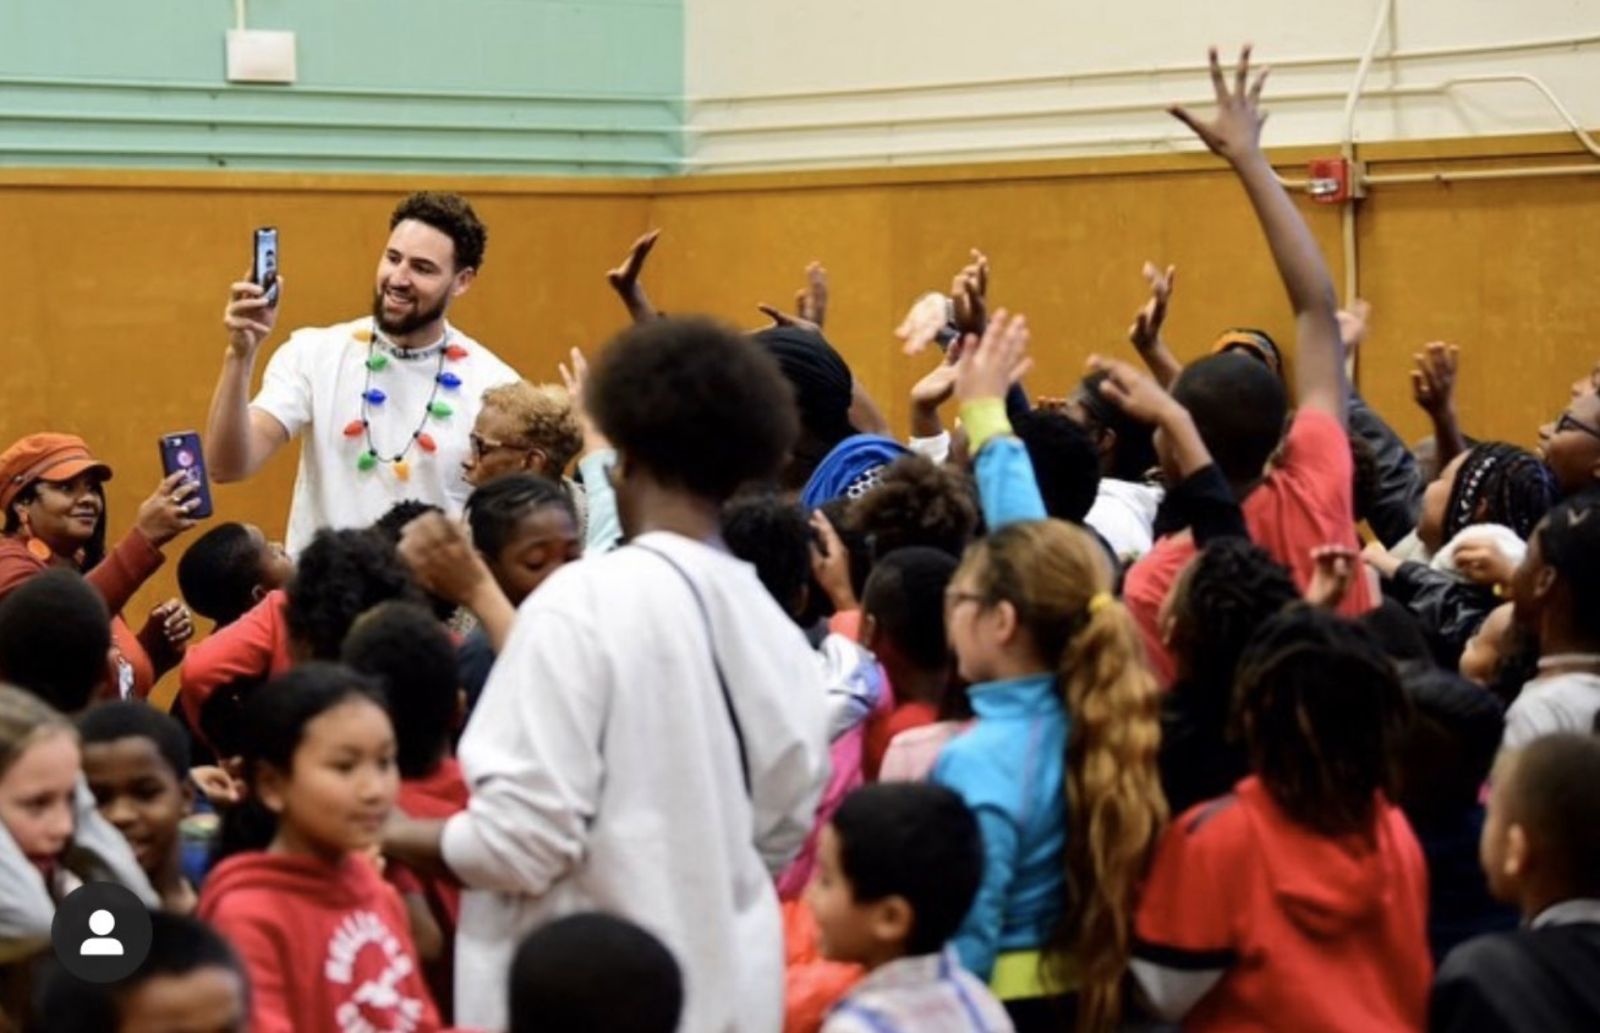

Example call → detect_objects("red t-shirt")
1125 408 1374 686
178 589 294 729
393 758 469 926
198 850 443 1033
1134 777 1431 1032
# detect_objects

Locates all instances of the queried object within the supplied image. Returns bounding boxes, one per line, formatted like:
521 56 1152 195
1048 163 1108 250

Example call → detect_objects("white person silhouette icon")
79 908 124 956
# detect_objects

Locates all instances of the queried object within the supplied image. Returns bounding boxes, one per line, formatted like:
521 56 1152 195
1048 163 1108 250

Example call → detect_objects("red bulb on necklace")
415 432 438 454
445 344 469 361
343 419 366 437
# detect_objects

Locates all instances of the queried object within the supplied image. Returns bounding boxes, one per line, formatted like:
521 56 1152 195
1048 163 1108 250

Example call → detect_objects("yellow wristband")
959 397 1013 455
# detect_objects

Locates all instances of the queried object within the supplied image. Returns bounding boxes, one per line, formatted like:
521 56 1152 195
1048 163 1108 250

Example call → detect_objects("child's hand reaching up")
1169 45 1271 165
1306 545 1359 609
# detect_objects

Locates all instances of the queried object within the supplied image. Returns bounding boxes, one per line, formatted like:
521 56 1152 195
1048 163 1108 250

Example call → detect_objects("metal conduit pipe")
1339 0 1396 311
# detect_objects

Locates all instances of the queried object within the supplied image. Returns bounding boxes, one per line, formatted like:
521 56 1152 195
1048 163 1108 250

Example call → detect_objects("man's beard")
371 288 448 339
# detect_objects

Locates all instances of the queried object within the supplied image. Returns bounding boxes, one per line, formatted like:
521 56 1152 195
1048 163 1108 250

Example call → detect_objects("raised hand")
1169 45 1271 164
954 310 1033 405
1128 262 1176 354
896 291 951 355
755 303 821 335
911 361 960 413
135 471 202 547
797 261 828 328
1306 544 1359 609
224 277 281 359
397 512 495 608
951 249 989 336
1410 342 1459 417
1087 354 1213 479
1085 355 1183 427
606 230 661 324
1338 299 1373 355
558 347 611 456
808 510 858 612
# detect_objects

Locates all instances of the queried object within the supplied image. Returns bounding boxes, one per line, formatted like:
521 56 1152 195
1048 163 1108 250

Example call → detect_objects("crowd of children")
0 43 1597 1033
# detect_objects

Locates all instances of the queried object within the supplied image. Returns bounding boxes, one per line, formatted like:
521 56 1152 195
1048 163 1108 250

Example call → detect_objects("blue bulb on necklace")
436 372 462 390
363 389 387 406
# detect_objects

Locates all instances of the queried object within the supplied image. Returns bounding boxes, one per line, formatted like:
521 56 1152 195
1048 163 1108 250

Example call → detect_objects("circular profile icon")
50 882 153 983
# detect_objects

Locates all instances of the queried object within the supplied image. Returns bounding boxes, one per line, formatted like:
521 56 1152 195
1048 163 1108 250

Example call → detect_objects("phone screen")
253 227 280 307
158 432 214 521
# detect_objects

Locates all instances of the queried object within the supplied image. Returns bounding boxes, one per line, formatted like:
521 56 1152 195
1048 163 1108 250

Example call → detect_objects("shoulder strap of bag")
633 542 751 795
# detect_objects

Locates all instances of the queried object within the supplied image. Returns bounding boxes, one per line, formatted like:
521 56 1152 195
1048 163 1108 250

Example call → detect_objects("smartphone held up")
252 226 280 307
158 431 215 520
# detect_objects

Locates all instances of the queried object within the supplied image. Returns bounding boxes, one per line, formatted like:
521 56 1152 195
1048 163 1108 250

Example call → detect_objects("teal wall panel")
0 1 683 174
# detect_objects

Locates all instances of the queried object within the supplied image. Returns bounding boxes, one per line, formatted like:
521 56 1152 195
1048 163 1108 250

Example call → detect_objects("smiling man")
205 192 519 553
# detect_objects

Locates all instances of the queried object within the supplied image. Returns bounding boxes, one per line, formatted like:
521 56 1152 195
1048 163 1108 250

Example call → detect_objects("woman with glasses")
464 372 622 555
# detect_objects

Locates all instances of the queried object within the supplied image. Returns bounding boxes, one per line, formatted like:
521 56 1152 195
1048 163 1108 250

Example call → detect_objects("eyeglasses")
1556 412 1600 443
469 432 535 459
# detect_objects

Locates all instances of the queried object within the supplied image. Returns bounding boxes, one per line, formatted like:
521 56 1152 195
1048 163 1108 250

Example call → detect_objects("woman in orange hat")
0 433 201 700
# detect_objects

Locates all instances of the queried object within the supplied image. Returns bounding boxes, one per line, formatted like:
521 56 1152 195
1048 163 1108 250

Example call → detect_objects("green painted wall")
0 1 682 174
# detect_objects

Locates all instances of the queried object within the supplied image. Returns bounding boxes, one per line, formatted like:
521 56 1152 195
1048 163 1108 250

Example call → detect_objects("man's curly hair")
284 529 425 660
848 455 979 561
390 191 487 271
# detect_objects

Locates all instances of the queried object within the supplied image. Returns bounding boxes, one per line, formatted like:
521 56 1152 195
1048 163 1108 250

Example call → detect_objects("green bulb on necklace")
428 401 453 419
357 450 379 472
366 354 389 372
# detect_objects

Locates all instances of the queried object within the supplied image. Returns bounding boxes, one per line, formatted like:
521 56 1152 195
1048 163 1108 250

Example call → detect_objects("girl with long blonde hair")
933 518 1166 1031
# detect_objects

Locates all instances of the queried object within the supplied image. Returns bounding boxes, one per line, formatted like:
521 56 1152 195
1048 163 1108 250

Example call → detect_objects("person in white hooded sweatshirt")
385 315 830 1033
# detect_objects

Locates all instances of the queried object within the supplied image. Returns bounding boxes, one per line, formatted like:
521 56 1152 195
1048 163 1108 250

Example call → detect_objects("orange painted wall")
2 136 1595 704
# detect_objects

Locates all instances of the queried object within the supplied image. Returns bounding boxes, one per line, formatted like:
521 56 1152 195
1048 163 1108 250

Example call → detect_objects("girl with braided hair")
934 518 1164 1032
1132 606 1430 1031
1368 441 1559 669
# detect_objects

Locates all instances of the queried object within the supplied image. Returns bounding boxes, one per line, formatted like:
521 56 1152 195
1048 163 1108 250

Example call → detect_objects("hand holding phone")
158 431 215 520
252 227 280 307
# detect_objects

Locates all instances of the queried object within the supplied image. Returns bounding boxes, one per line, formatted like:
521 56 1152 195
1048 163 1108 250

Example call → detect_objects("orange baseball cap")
0 433 114 514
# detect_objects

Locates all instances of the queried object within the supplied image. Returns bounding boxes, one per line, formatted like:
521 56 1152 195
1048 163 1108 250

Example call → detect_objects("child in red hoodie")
343 600 469 1018
1131 606 1430 1031
197 663 442 1033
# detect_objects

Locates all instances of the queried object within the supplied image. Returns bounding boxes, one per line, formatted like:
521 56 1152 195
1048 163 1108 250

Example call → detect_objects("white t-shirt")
442 531 830 1032
1503 671 1600 750
251 317 518 553
1086 477 1165 566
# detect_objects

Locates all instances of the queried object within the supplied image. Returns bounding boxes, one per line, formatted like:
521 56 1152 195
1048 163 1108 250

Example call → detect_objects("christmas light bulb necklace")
341 320 469 480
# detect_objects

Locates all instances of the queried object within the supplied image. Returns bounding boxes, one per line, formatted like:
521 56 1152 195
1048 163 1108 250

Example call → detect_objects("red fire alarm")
1307 157 1367 204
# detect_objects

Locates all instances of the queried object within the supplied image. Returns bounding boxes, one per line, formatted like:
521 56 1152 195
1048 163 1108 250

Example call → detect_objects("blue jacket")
973 435 1047 531
931 672 1067 979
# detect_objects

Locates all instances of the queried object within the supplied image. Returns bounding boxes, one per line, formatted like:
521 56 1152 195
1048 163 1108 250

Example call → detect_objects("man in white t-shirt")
206 192 519 553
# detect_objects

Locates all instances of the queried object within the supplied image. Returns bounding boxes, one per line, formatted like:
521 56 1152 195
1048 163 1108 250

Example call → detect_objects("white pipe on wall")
1338 0 1395 345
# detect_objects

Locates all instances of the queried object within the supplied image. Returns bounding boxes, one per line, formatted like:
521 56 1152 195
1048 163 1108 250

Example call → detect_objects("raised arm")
206 279 290 481
1127 262 1185 389
606 230 661 325
1170 46 1344 420
760 262 892 438
1411 341 1467 470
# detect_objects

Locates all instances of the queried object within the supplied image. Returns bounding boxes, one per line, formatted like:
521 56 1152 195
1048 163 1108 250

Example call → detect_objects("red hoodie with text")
198 850 443 1033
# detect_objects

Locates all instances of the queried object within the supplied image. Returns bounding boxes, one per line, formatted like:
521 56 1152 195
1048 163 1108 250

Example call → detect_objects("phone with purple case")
158 431 214 520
